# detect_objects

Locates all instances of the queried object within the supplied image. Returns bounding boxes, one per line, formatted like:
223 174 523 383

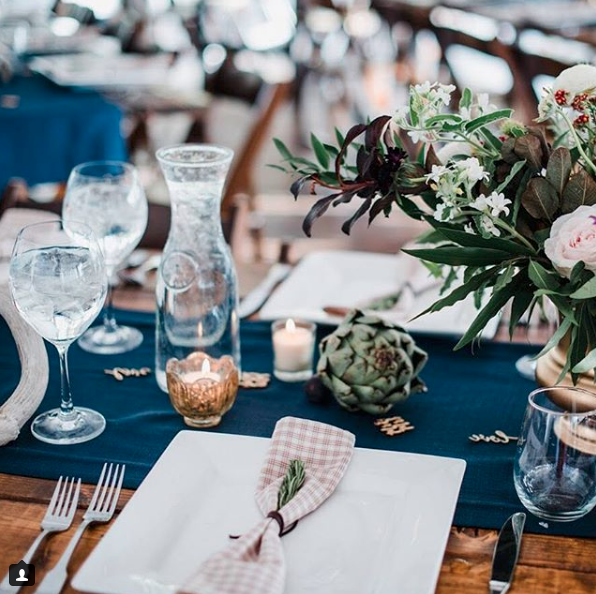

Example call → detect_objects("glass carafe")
155 144 240 392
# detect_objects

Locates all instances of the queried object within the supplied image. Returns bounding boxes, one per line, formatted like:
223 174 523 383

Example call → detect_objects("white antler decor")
0 284 48 445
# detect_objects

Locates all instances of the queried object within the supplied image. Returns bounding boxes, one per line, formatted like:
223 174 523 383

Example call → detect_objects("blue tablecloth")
0 74 126 189
0 309 595 539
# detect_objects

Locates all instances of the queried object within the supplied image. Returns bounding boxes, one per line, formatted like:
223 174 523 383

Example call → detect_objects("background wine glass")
9 220 108 445
63 161 148 354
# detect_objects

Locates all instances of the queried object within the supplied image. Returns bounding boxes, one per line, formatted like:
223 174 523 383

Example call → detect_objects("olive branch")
277 459 305 510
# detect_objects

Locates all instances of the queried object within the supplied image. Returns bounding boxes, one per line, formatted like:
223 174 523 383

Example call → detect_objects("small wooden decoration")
240 372 271 389
469 430 518 444
374 416 414 437
104 367 152 381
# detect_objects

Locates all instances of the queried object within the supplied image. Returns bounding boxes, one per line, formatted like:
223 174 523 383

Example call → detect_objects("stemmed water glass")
514 386 596 522
63 161 148 354
9 220 108 445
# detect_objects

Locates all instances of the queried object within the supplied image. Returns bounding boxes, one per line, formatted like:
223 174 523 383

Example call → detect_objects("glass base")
516 354 537 381
274 368 313 383
78 324 143 355
184 415 221 428
31 407 106 445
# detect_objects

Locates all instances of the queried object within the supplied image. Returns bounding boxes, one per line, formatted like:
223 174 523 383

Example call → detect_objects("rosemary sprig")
277 459 305 510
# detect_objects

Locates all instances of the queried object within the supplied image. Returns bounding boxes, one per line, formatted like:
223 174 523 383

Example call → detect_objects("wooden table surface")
1 283 596 594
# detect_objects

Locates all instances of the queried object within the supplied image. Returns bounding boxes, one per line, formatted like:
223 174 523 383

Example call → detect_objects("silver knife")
489 512 526 594
238 263 291 319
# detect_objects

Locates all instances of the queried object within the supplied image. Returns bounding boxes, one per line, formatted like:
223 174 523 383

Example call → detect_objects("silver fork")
0 476 81 594
35 463 125 594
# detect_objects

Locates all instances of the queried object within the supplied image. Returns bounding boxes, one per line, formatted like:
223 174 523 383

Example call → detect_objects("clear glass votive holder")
514 386 596 522
271 319 316 382
166 352 240 428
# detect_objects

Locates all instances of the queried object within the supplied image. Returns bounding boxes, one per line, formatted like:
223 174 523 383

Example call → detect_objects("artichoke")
317 310 428 414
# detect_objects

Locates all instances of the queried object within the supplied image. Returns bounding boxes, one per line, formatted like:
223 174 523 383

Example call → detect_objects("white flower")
471 194 490 212
545 205 596 278
431 84 456 106
425 164 449 184
553 64 596 100
477 93 496 113
458 157 489 184
537 89 556 121
408 129 437 144
480 217 501 237
414 81 432 94
487 192 511 217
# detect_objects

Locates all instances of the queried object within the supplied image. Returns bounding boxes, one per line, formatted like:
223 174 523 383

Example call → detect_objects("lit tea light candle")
183 358 221 384
166 353 239 428
271 318 316 382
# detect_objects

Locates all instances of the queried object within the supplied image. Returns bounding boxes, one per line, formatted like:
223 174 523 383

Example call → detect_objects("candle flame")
202 358 211 374
286 318 296 332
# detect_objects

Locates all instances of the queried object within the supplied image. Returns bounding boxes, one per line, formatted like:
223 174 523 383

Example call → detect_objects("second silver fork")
0 476 80 594
35 463 125 594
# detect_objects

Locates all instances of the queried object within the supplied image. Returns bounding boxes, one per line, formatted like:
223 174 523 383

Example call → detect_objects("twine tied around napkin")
180 416 355 594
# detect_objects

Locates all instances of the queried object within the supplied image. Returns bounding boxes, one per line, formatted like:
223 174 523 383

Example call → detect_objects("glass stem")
102 275 118 332
56 345 74 417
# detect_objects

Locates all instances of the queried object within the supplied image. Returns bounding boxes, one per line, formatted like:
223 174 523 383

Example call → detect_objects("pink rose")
545 205 596 278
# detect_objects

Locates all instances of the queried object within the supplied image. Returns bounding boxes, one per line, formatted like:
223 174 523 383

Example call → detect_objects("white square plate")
259 250 500 338
73 431 465 594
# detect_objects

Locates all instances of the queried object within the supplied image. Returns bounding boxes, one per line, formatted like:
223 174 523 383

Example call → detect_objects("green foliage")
277 460 306 510
273 81 596 385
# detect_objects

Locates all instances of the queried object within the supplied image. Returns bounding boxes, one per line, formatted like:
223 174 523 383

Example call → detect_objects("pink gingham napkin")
181 417 355 594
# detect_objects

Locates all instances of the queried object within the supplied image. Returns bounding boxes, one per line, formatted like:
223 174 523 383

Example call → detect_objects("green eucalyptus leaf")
494 159 526 194
464 109 513 132
459 88 473 110
311 133 330 169
570 274 596 299
572 347 596 374
403 246 512 267
534 316 573 360
454 274 522 350
508 291 534 339
432 223 535 255
411 265 500 320
528 260 561 291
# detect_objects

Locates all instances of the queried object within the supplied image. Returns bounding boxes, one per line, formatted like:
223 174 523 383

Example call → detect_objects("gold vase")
535 332 596 412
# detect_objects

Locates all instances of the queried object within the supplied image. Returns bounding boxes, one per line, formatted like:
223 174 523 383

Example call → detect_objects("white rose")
553 64 596 99
544 205 596 278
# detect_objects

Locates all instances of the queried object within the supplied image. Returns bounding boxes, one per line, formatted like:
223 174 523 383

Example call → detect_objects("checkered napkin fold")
181 416 356 594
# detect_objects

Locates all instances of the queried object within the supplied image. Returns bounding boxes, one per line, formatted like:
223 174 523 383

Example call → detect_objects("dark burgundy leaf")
368 194 395 223
302 193 341 237
425 145 442 170
341 197 373 235
364 115 391 150
290 174 312 199
332 190 357 206
335 123 367 178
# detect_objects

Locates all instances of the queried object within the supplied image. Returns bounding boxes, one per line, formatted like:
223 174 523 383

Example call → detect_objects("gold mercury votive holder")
166 352 239 428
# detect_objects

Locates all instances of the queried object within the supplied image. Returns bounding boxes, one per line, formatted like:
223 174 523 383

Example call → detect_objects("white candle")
183 358 221 383
272 319 315 372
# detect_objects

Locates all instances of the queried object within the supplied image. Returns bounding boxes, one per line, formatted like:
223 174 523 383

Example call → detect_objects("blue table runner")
0 74 126 189
0 309 595 539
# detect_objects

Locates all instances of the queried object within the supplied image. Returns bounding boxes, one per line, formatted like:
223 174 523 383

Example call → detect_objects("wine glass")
63 161 148 354
514 386 596 522
9 220 108 444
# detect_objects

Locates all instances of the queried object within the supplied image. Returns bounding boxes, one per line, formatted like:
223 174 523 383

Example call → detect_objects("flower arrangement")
274 64 596 384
